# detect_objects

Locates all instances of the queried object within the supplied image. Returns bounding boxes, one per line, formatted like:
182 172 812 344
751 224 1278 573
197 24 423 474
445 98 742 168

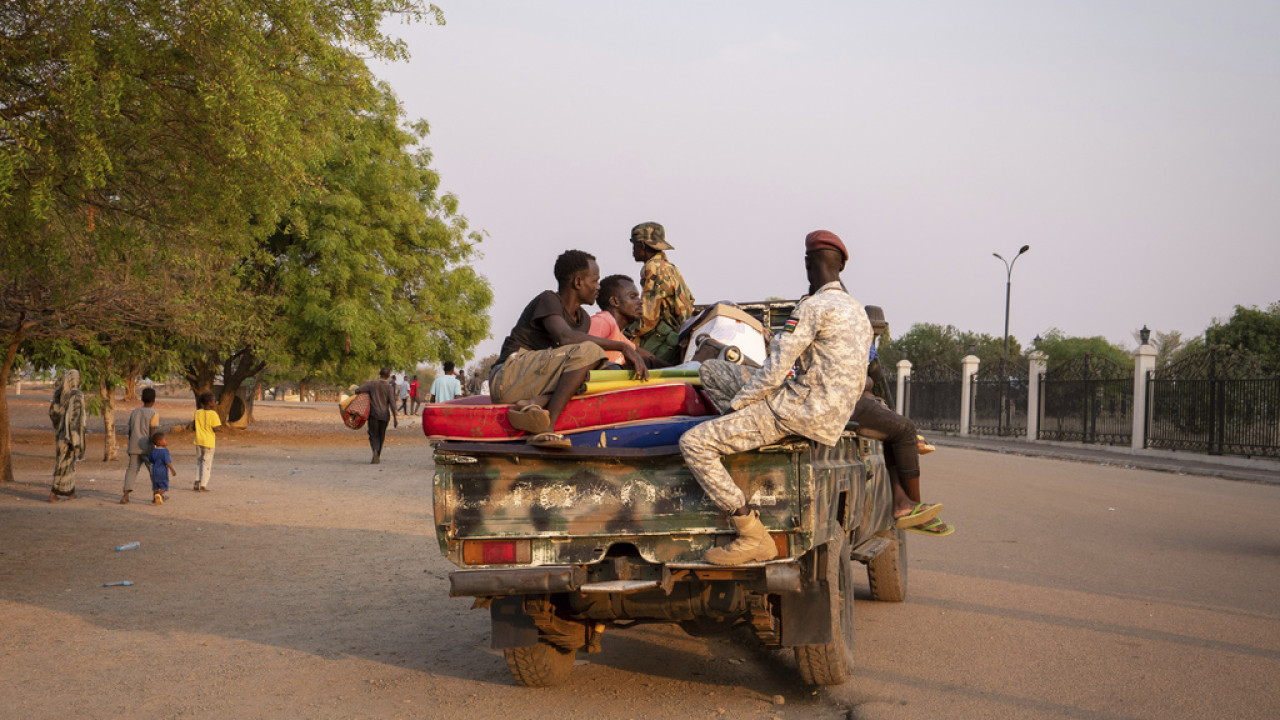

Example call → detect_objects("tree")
878 323 1021 372
1032 328 1129 373
0 0 439 482
1205 302 1280 369
182 86 493 420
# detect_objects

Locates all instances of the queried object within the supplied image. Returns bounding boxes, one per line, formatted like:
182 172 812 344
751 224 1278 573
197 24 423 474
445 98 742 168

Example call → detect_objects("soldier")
628 222 695 365
678 230 874 565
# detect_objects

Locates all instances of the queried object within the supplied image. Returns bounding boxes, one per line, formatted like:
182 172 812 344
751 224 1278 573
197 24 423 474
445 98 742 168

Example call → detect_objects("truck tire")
793 534 855 685
866 527 908 603
504 640 575 687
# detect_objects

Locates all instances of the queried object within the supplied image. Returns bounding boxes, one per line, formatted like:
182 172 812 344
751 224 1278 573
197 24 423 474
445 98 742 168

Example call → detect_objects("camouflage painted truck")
431 303 907 687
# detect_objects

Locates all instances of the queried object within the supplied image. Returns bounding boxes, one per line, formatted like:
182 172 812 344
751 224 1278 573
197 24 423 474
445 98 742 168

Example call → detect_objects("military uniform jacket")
730 281 872 446
635 252 695 338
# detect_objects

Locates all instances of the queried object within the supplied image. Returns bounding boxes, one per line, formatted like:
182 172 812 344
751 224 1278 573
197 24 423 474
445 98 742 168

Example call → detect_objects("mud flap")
490 596 538 649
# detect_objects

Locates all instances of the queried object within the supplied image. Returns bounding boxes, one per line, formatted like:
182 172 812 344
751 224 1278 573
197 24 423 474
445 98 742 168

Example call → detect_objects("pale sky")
369 1 1280 365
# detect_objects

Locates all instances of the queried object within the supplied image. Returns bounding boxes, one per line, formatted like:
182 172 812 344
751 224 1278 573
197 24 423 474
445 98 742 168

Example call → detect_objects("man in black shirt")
356 367 399 464
492 250 647 448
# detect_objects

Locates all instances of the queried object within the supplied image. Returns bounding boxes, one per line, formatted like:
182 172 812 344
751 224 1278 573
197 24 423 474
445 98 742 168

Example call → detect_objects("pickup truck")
431 302 907 687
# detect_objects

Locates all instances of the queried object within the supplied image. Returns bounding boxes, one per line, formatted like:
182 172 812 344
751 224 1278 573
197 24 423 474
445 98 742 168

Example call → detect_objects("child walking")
120 387 160 504
148 431 176 505
193 392 222 492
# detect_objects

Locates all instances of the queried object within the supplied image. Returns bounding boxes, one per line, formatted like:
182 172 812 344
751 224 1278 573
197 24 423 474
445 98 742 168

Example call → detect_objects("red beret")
805 230 847 262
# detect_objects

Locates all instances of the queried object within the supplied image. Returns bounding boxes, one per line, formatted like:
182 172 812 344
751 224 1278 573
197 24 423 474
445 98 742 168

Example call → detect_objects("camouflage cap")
630 222 673 251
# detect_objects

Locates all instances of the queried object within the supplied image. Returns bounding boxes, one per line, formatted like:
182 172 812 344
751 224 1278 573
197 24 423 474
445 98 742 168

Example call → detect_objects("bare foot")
120 493 130 504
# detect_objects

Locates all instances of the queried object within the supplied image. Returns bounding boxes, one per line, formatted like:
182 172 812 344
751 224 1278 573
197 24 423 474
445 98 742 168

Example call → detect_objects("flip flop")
528 432 572 449
508 403 551 434
906 517 955 537
894 502 943 529
917 434 936 455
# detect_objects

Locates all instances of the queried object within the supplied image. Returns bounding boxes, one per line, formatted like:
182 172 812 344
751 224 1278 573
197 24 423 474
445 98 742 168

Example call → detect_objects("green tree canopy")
1205 302 1280 369
878 323 1020 372
1031 328 1129 373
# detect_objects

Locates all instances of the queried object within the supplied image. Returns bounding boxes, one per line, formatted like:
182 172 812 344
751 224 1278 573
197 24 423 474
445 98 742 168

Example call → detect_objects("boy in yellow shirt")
193 392 222 492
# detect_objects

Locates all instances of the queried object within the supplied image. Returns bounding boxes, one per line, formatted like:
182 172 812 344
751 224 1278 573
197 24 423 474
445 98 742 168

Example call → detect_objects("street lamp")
993 245 1030 356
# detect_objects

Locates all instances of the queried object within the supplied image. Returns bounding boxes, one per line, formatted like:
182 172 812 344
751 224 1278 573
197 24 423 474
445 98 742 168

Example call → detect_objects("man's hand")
623 347 649 381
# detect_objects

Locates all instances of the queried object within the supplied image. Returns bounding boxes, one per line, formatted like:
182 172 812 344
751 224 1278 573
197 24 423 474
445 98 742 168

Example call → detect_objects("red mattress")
422 383 717 441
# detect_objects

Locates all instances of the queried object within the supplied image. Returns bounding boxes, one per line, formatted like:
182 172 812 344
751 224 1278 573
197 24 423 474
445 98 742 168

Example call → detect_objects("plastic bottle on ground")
114 541 140 552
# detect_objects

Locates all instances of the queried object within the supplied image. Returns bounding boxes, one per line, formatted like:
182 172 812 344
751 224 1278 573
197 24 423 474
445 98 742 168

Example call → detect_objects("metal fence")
1146 347 1280 458
1038 353 1133 445
969 357 1028 437
905 361 962 433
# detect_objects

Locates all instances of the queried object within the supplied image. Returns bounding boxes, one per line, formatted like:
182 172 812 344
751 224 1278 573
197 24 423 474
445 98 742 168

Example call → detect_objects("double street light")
993 245 1030 356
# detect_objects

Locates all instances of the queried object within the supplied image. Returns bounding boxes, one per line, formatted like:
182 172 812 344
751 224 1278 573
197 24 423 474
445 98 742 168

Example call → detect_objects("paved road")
4 418 1278 719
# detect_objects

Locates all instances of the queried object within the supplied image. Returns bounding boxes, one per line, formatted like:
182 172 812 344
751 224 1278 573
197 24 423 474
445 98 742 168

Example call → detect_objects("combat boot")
704 511 778 565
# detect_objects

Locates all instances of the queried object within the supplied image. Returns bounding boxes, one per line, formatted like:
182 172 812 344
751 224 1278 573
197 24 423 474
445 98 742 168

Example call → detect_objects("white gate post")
1027 351 1047 441
895 359 912 416
960 355 980 436
1132 343 1156 450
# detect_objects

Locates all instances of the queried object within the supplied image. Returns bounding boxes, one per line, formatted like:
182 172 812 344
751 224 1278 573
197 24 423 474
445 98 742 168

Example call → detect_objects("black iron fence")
1146 347 1280 458
1038 353 1133 446
969 357 1028 437
905 361 962 433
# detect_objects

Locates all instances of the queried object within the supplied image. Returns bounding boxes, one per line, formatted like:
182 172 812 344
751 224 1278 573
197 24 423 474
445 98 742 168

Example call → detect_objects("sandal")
894 502 943 529
508 402 551 434
528 432 572 449
906 517 955 537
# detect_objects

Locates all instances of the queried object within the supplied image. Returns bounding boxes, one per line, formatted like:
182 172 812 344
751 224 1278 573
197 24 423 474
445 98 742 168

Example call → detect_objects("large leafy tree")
184 87 493 418
1031 328 1130 373
879 323 1020 372
0 0 437 482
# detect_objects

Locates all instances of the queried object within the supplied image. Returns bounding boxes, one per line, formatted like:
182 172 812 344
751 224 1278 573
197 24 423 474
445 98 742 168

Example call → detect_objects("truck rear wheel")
866 527 908 602
793 534 856 685
504 640 575 687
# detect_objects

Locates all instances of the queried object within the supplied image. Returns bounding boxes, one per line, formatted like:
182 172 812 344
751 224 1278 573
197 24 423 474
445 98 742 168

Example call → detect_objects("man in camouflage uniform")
629 222 695 365
679 230 873 565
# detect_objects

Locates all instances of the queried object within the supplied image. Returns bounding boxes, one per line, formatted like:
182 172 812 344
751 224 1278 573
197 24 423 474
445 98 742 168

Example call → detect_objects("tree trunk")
100 377 119 461
245 367 267 424
299 378 310 403
187 348 266 423
1 320 24 483
124 373 137 402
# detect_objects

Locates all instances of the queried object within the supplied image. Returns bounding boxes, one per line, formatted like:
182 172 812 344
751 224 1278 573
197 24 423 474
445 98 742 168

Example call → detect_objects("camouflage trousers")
679 360 787 513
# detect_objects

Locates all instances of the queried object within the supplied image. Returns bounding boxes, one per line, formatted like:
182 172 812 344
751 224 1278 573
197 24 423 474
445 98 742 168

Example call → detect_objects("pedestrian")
48 370 87 503
679 231 874 564
429 361 462 403
490 250 645 448
409 376 420 414
120 387 160 504
193 392 221 492
628 222 695 365
397 375 410 413
455 370 468 397
148 431 177 505
355 367 398 463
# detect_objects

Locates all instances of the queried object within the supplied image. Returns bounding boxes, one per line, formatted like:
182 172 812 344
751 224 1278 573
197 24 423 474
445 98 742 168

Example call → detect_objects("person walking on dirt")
193 392 222 492
356 367 398 463
48 370 87 502
679 231 873 565
628 222 695 365
120 387 160 504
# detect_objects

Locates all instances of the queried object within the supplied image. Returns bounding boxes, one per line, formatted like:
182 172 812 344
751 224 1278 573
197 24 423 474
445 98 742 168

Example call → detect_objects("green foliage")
1204 302 1280 369
1032 328 1129 372
878 323 1020 371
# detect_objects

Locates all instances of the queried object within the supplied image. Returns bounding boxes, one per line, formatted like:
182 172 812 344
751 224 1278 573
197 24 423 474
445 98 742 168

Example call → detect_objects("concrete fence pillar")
960 355 980 436
895 359 912 416
1027 351 1047 441
1132 344 1156 450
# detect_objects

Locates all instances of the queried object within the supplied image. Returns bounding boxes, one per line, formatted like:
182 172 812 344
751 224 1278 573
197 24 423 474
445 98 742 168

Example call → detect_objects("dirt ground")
0 393 853 720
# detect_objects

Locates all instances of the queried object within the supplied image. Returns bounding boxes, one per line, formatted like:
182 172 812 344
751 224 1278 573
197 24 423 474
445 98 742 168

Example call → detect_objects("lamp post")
993 245 1030 356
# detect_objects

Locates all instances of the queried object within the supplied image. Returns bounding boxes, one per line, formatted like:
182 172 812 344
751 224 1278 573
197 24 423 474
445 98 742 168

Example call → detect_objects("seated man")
490 250 648 448
855 306 949 535
590 274 664 370
679 230 872 565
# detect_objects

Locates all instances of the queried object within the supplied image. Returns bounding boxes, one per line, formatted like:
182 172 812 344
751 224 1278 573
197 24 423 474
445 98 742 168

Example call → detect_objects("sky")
368 1 1280 366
